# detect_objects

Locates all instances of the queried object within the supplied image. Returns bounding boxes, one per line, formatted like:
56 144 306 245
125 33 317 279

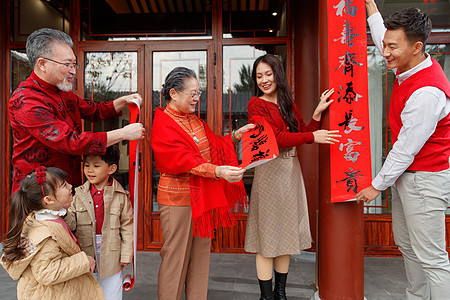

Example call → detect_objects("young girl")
244 54 340 300
1 166 104 299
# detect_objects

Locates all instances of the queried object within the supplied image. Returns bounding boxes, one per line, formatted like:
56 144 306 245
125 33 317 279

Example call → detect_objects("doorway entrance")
80 42 233 251
79 40 288 252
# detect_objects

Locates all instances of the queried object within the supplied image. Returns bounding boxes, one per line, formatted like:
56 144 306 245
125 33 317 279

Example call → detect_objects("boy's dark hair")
384 7 432 52
100 144 120 166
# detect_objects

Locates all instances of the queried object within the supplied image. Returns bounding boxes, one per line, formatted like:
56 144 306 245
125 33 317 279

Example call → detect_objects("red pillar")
292 0 320 252
316 0 365 299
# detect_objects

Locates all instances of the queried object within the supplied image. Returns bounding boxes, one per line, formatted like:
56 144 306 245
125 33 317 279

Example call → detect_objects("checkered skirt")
244 148 312 257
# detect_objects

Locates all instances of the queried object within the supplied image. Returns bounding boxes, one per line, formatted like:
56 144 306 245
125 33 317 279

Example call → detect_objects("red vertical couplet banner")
327 0 372 203
123 100 140 290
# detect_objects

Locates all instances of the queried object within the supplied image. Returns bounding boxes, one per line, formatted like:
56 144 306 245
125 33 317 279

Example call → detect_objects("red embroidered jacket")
9 71 119 193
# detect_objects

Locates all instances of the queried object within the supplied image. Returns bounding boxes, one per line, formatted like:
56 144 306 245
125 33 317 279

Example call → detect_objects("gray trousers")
392 168 450 300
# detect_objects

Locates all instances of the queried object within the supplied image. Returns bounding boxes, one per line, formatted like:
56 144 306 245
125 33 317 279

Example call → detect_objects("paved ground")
0 248 407 299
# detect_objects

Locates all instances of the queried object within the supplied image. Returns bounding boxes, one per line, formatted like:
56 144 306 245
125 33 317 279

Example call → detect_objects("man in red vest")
9 28 145 194
357 1 450 299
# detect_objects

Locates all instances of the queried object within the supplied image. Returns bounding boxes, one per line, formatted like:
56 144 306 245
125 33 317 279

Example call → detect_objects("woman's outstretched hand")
313 129 341 144
313 88 334 121
215 166 246 183
233 123 256 141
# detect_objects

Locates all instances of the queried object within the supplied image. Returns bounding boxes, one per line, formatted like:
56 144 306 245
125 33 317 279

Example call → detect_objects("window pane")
81 0 212 41
365 46 389 214
84 52 138 189
380 0 450 27
223 0 287 38
11 50 32 91
11 0 70 42
427 44 450 215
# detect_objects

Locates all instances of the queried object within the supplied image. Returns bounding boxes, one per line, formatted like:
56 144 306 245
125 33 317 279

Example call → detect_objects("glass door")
79 45 146 250
144 47 214 251
217 44 286 252
150 50 208 213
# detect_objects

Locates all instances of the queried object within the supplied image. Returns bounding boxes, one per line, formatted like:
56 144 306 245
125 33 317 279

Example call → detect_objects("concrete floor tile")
0 250 408 299
207 289 234 300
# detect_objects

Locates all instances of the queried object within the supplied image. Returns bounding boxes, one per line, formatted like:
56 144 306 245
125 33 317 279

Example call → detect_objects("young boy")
64 144 133 300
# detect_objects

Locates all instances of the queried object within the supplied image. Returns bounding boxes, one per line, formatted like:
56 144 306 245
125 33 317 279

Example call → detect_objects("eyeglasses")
42 57 80 70
178 90 202 99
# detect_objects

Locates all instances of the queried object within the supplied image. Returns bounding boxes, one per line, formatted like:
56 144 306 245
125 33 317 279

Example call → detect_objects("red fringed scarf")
151 108 247 238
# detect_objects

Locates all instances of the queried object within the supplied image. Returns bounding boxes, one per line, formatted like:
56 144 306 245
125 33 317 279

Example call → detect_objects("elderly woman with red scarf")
151 67 254 300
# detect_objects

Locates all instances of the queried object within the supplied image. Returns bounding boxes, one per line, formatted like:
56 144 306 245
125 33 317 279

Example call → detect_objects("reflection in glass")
84 52 138 189
11 50 32 91
151 51 208 212
366 46 386 214
81 0 212 40
11 0 70 42
222 0 287 38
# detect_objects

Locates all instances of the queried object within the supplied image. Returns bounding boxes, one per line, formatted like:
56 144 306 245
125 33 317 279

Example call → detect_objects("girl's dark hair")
384 7 431 53
161 67 197 102
2 167 67 265
252 54 298 133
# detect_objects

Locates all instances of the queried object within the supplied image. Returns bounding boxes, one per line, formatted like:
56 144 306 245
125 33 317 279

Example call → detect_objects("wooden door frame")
0 0 9 241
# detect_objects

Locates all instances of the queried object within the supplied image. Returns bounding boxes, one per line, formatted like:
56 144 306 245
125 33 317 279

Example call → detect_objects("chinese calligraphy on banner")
328 0 372 203
240 116 279 170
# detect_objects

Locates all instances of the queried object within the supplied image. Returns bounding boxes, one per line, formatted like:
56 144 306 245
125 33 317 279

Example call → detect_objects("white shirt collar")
34 208 67 220
396 54 432 85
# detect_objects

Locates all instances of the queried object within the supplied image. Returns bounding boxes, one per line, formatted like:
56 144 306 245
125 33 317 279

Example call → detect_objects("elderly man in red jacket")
9 28 145 194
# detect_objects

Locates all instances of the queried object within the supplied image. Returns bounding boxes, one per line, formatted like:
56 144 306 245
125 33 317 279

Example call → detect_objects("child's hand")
120 262 130 269
87 256 96 273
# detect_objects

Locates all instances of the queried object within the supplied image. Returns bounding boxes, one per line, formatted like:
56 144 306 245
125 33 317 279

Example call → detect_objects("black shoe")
273 271 288 300
258 278 275 300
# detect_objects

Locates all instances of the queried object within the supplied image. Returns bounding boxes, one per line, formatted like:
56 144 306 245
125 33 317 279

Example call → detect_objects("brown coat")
0 214 104 300
65 178 133 279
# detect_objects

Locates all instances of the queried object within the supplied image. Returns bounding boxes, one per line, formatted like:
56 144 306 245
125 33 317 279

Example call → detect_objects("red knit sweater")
247 97 320 149
9 71 119 193
389 59 450 171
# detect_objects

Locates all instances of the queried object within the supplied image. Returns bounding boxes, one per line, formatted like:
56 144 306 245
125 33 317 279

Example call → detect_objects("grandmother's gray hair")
26 28 73 68
162 67 197 102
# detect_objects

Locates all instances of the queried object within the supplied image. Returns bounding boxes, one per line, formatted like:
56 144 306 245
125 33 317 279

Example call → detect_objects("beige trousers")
392 168 450 300
158 204 211 300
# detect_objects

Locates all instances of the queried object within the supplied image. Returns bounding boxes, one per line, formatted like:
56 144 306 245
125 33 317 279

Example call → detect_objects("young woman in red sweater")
244 54 340 300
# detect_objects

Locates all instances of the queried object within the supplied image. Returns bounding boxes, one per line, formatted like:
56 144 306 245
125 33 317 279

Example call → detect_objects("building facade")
0 0 449 255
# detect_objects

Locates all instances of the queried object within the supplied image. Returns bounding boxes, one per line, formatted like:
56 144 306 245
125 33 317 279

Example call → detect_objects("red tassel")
192 206 238 239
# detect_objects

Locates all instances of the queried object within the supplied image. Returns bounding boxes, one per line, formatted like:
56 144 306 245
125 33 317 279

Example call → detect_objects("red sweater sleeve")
247 97 319 149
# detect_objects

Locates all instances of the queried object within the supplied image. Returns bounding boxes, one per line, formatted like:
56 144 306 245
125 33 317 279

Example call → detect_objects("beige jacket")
65 178 133 279
0 214 104 300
